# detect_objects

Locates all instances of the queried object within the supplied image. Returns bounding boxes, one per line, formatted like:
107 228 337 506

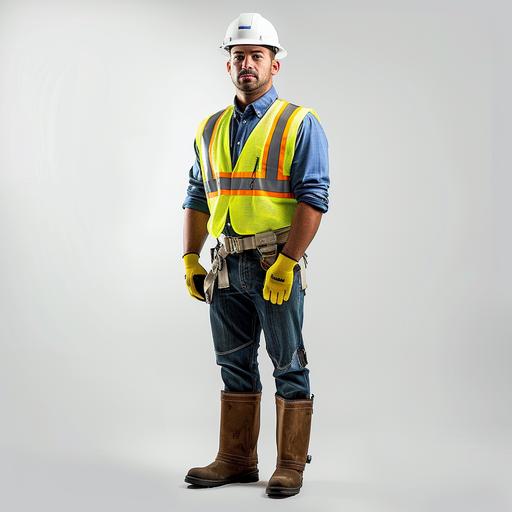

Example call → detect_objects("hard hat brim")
219 40 287 59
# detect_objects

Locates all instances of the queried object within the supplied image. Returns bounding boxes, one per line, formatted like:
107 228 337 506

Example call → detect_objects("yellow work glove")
263 252 298 305
183 252 207 302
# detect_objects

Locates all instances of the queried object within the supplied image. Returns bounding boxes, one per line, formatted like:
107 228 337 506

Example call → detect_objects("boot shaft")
275 394 313 471
216 390 261 466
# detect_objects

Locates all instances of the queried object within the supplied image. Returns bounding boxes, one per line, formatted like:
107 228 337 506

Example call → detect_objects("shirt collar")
233 85 278 119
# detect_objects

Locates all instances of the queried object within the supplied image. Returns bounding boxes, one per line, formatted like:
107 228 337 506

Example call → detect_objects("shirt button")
242 119 247 124
237 141 241 145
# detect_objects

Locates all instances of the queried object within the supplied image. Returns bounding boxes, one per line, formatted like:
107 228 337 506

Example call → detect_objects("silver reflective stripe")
264 103 300 180
201 108 225 194
217 177 292 193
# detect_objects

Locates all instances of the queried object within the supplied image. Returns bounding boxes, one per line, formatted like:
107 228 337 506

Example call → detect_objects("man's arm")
182 140 210 256
261 111 328 304
183 207 210 256
263 202 323 305
281 112 329 261
281 202 323 261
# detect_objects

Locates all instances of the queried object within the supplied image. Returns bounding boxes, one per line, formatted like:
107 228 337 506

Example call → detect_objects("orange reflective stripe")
277 106 302 180
226 171 258 177
207 189 295 198
218 171 261 178
261 100 288 177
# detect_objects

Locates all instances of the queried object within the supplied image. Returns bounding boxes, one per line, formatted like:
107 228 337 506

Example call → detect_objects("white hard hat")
220 13 287 59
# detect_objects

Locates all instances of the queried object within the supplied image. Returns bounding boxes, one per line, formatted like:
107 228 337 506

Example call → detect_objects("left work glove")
263 252 298 305
183 252 207 302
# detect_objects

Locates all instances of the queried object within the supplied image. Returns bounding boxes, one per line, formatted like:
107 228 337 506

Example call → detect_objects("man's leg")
209 256 263 392
252 263 310 399
185 253 263 488
250 253 314 498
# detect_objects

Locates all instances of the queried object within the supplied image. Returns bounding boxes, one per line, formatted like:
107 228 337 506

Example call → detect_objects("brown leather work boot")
185 390 261 487
266 393 314 498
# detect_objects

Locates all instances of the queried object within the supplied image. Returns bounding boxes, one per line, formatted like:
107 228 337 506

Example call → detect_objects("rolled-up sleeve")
290 112 330 213
182 141 210 214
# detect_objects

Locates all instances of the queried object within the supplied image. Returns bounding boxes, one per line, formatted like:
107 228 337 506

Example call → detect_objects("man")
182 13 329 498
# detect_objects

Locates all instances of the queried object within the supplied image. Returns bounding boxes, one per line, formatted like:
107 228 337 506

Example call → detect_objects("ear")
226 60 231 74
271 59 280 76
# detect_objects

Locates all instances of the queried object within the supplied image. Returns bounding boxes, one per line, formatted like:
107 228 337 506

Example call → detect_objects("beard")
233 70 271 93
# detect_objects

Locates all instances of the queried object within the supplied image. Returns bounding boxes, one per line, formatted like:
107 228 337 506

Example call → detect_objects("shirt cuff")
296 195 328 213
182 198 210 215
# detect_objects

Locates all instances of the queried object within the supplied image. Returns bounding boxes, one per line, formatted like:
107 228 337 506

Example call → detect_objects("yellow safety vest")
195 98 319 238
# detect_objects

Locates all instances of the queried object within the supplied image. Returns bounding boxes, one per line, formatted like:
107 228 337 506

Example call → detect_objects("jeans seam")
250 316 259 391
273 352 293 372
215 339 255 356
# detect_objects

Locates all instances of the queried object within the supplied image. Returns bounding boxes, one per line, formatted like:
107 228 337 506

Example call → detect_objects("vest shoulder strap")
195 107 231 141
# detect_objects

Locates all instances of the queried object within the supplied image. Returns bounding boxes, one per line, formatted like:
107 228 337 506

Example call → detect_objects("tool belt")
203 226 308 304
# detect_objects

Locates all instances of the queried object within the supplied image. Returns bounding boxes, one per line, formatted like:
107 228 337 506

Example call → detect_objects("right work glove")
183 252 207 302
263 252 298 305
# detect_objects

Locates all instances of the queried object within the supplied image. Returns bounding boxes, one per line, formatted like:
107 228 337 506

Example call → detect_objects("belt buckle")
254 230 277 248
227 236 242 254
255 230 278 269
258 244 277 259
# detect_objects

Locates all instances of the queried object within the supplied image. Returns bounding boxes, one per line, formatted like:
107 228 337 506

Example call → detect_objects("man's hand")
263 252 298 305
183 253 207 301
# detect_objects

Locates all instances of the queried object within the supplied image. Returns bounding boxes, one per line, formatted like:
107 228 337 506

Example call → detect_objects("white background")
0 0 510 510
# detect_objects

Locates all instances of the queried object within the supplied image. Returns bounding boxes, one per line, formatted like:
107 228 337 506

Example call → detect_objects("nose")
241 55 254 69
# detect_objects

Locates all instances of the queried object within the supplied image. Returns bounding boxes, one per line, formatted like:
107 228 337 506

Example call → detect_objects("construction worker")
182 13 329 498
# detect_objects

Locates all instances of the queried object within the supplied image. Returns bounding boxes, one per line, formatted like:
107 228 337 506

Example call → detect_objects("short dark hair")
263 45 278 57
228 45 277 59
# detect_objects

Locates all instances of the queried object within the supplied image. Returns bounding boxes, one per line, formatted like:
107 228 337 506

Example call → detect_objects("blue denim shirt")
182 85 330 236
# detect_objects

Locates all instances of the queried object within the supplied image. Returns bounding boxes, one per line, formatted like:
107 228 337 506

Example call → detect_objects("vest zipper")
250 156 259 189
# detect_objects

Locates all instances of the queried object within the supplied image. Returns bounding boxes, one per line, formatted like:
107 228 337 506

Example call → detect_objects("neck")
235 82 273 108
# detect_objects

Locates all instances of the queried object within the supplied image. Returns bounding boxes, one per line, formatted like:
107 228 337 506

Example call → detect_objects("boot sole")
266 485 301 497
185 470 259 488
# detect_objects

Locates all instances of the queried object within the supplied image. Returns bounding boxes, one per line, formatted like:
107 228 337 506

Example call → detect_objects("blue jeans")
209 243 311 400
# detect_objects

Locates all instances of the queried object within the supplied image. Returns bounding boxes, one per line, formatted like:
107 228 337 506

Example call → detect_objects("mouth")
239 74 256 80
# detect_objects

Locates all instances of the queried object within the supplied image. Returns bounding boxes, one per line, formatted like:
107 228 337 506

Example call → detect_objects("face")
226 45 280 94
